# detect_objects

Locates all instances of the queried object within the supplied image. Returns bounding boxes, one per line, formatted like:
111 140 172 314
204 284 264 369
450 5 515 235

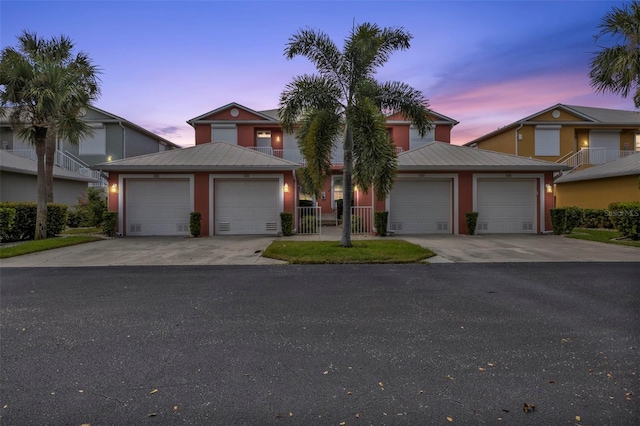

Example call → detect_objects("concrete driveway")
1 229 638 267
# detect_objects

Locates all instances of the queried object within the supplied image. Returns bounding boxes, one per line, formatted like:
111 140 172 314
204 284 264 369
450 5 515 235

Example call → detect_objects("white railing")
350 206 373 234
7 148 107 186
296 206 321 235
246 147 343 166
557 148 639 168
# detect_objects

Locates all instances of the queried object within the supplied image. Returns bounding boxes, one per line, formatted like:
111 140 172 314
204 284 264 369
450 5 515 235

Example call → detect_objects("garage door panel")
215 179 280 235
390 179 452 234
477 179 536 234
126 179 191 236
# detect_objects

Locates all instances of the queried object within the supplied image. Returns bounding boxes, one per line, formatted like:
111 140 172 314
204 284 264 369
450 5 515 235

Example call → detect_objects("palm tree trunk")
341 125 353 247
45 126 56 203
34 134 48 240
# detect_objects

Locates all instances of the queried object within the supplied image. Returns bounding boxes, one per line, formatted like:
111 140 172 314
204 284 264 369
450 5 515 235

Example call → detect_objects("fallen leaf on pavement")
147 413 157 417
149 389 158 395
447 416 453 422
523 403 535 413
575 415 581 421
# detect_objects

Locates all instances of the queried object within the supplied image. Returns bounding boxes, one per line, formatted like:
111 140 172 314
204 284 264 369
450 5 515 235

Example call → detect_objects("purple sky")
1 1 635 147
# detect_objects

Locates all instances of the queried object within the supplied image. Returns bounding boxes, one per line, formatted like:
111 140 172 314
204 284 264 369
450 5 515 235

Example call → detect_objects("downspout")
515 122 523 156
292 169 298 233
118 121 126 158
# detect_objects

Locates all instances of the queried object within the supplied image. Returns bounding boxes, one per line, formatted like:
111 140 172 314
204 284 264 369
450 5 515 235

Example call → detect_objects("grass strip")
0 236 105 259
262 240 435 264
566 228 640 248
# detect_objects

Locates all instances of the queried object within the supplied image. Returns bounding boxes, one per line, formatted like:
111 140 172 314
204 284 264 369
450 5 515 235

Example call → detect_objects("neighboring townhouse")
554 154 640 209
0 105 181 187
0 150 96 205
98 102 567 237
464 104 640 169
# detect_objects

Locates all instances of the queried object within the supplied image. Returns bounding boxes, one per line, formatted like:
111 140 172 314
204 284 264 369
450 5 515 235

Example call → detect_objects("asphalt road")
1 263 639 425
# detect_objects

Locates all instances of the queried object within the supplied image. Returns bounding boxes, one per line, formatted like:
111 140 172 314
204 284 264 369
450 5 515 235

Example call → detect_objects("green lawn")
262 240 436 264
61 227 102 235
0 235 105 259
566 228 640 248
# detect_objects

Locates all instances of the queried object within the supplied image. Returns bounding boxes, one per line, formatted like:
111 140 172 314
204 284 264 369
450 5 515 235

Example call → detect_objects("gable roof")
0 150 97 182
465 103 640 146
95 142 299 171
0 105 181 149
554 153 640 183
398 142 569 171
187 102 277 124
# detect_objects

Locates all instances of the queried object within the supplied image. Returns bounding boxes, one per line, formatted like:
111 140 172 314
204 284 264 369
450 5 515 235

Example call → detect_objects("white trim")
209 173 284 236
472 173 545 233
387 173 459 234
118 174 195 236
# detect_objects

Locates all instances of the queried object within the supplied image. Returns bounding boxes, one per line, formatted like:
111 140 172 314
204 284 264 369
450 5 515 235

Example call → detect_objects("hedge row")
0 202 68 242
551 203 640 240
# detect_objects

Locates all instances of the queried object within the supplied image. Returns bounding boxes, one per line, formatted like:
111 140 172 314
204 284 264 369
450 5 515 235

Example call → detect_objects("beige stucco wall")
555 175 640 209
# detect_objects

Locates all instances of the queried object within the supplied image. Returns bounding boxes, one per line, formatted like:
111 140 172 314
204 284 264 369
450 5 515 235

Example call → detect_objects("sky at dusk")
1 0 636 147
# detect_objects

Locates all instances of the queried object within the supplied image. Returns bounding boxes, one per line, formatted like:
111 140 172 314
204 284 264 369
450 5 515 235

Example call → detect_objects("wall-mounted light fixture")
107 155 113 162
110 183 118 193
276 135 281 142
545 183 553 193
354 185 359 192
283 183 289 193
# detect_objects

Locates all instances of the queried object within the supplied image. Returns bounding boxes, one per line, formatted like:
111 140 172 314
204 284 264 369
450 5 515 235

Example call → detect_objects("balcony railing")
557 148 638 169
246 146 404 166
6 149 107 186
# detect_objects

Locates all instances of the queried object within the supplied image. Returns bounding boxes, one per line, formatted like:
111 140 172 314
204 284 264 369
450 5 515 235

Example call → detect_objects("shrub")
280 212 293 236
608 202 640 240
374 211 388 236
102 211 118 237
550 207 582 234
0 202 67 241
299 214 318 233
465 211 479 235
0 207 16 241
74 187 107 226
47 204 69 238
580 209 614 229
190 212 202 237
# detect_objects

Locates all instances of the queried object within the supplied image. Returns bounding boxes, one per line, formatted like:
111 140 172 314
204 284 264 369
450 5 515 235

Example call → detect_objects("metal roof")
0 150 97 182
95 142 299 171
398 142 569 171
554 153 640 183
186 103 277 124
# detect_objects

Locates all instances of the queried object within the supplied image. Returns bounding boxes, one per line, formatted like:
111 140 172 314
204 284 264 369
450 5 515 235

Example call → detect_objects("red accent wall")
434 125 451 143
195 125 211 145
389 125 410 151
457 171 474 234
194 173 210 236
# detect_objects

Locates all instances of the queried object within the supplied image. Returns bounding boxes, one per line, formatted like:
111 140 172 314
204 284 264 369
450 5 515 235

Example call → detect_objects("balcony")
557 148 638 169
246 146 404 166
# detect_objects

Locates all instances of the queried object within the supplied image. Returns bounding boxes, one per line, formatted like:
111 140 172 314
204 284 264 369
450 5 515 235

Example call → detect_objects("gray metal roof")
187 103 277 124
554 153 640 183
465 103 640 146
398 142 569 171
95 142 299 171
0 150 97 182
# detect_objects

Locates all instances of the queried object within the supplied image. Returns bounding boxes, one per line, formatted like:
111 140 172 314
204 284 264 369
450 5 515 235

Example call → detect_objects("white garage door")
126 179 191 236
476 179 536 233
389 179 452 234
215 179 280 235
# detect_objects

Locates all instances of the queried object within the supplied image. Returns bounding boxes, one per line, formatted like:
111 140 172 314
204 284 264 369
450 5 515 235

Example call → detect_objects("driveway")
0 232 638 267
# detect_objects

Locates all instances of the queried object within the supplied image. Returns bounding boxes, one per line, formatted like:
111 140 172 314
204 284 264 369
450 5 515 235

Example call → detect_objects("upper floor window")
409 125 434 150
211 124 237 144
79 124 106 155
534 125 560 156
256 130 272 148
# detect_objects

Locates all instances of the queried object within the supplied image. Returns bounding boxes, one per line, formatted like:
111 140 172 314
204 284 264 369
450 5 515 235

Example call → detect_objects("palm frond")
278 74 343 132
376 81 432 137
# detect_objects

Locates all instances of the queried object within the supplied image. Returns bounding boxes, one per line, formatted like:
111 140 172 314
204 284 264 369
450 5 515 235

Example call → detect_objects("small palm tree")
0 31 100 239
279 23 431 247
589 0 640 108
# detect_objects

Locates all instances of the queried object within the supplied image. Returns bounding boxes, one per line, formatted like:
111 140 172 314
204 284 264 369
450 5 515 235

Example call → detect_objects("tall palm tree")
279 23 431 247
590 0 640 108
0 31 100 239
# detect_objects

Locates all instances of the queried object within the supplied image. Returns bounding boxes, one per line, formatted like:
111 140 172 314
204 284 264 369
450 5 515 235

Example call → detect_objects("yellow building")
554 154 640 209
465 104 640 167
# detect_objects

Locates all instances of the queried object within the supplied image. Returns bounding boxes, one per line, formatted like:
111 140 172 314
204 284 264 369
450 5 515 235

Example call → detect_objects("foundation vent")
130 224 142 233
265 222 278 232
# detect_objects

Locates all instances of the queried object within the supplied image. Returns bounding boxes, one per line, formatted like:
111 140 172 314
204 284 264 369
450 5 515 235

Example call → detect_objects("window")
79 124 106 155
534 125 560 156
332 176 343 207
410 125 434 150
211 124 237 144
635 133 640 151
256 130 272 148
